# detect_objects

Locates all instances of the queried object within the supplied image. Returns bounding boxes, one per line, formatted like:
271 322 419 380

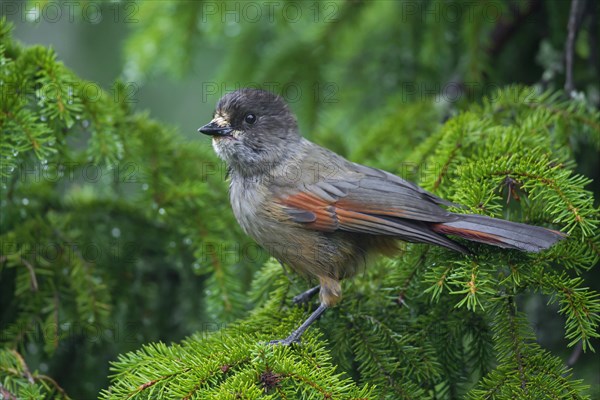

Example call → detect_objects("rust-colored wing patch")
278 190 467 253
281 192 339 231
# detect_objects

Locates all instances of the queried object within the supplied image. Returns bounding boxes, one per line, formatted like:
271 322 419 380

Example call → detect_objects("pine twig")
0 384 18 400
488 0 542 57
21 258 39 292
566 340 583 367
565 0 586 94
10 349 34 384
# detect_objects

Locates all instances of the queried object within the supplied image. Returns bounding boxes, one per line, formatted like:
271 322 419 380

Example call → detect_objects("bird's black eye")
244 113 257 125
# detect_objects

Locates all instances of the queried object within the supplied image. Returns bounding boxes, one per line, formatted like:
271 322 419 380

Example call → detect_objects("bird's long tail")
431 214 565 253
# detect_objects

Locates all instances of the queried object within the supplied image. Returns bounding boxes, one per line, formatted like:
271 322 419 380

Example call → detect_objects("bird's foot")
267 336 301 346
265 304 328 346
293 285 320 305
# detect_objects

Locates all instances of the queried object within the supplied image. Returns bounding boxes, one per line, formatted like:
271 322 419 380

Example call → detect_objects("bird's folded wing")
277 176 464 250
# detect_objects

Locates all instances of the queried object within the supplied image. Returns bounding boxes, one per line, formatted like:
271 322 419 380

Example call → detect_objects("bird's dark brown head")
199 89 300 175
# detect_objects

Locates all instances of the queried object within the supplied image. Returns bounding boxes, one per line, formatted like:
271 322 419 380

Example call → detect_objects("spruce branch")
2 14 599 399
468 298 590 399
101 291 374 399
565 0 586 94
0 349 71 399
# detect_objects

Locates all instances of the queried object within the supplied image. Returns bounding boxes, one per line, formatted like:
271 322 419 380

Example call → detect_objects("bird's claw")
292 285 320 305
292 292 312 305
268 337 301 346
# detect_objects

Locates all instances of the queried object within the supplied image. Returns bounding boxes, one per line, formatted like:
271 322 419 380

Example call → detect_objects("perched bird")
198 88 564 345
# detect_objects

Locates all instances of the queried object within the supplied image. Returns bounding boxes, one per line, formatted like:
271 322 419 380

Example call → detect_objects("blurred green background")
2 0 599 398
7 2 216 138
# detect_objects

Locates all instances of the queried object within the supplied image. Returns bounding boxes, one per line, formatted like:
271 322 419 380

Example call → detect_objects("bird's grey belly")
230 179 366 279
230 181 302 262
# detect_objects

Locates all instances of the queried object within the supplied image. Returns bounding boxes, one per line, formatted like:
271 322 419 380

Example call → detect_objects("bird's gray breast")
228 171 311 261
230 177 257 233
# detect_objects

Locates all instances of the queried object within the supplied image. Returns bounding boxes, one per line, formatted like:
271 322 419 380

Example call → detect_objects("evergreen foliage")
0 348 70 399
97 83 600 397
1 17 256 397
1 0 600 398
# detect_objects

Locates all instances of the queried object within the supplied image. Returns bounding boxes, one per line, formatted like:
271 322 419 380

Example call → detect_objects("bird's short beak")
198 121 233 137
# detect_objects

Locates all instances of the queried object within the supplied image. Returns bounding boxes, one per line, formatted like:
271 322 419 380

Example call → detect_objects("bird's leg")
293 285 320 305
278 258 320 304
269 277 341 346
268 304 328 346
